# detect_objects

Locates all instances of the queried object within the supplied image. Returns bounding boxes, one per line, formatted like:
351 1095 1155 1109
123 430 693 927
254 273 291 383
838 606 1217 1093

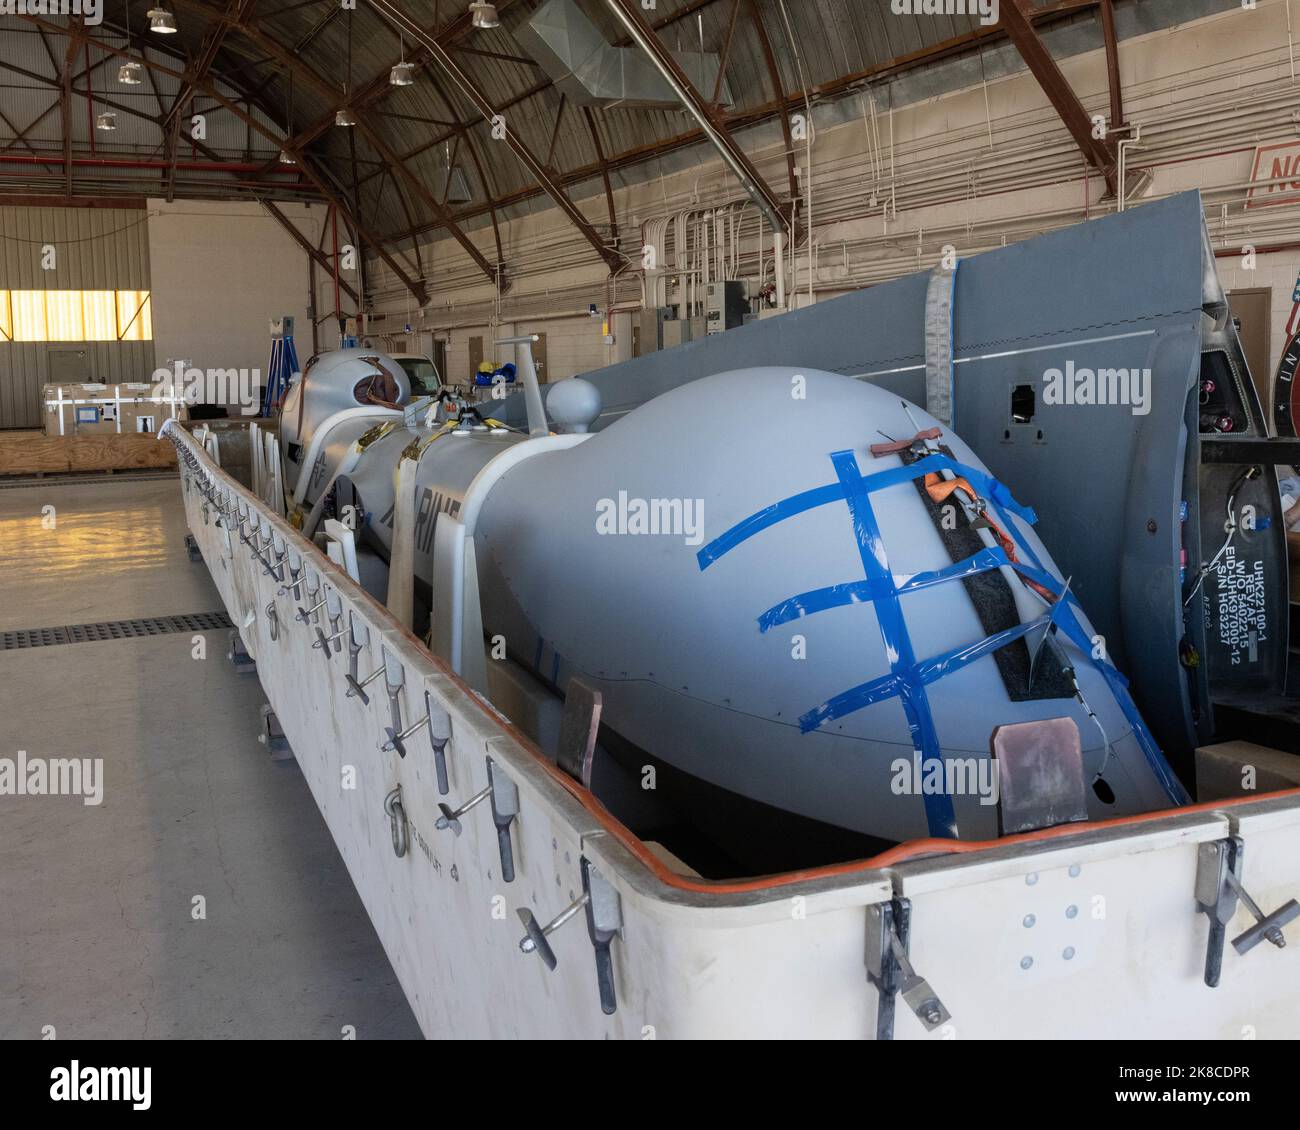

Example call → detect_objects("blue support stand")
262 317 300 416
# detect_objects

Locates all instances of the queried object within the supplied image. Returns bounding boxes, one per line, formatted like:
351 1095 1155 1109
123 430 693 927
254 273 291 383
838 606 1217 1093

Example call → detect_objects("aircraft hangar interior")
2 0 1300 1083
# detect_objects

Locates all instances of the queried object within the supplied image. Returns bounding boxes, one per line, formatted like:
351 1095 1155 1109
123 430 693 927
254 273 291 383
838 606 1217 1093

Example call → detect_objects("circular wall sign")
1272 330 1300 437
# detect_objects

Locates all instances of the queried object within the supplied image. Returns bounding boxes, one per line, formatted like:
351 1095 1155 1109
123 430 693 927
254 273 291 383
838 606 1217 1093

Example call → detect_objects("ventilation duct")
437 166 473 204
514 0 732 109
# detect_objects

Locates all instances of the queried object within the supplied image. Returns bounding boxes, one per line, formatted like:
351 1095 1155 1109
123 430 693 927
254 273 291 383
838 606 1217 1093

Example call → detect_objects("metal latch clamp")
1196 837 1299 987
516 856 621 1015
865 898 951 1039
434 758 519 882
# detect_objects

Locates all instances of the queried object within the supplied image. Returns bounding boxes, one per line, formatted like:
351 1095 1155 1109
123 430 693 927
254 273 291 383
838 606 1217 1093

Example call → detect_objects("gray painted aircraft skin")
489 192 1288 768
284 357 1185 843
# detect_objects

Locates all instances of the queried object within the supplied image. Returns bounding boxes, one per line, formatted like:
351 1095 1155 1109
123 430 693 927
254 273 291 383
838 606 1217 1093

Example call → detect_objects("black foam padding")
900 447 1072 702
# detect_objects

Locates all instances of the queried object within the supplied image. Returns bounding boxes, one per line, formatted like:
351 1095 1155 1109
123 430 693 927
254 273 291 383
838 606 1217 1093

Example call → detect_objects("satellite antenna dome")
545 378 602 434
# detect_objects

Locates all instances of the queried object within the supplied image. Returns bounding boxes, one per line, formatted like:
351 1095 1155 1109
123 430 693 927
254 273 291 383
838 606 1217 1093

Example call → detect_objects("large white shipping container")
168 423 1300 1040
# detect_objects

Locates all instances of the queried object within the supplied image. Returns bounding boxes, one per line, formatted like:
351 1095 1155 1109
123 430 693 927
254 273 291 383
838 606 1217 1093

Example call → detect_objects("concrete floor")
0 475 421 1039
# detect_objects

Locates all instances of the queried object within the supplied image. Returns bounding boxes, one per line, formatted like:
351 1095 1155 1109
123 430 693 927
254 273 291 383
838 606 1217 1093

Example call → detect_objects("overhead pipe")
85 39 95 158
600 0 792 313
368 45 1300 310
599 0 789 236
774 227 786 309
0 154 303 174
331 205 342 327
367 0 625 274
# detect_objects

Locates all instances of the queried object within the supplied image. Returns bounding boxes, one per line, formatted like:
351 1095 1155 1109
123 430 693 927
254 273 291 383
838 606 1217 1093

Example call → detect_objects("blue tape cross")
698 449 1188 837
827 450 957 837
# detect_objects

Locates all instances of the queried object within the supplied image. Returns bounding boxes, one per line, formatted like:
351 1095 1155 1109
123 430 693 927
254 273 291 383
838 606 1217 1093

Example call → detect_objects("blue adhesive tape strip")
698 455 1036 572
854 454 1039 524
828 450 956 838
802 613 1052 734
697 483 843 569
990 518 1189 805
700 445 1188 830
759 546 1009 632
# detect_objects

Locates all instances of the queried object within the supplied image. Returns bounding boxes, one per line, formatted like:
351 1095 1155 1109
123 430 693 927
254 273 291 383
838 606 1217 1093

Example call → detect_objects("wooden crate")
0 430 178 476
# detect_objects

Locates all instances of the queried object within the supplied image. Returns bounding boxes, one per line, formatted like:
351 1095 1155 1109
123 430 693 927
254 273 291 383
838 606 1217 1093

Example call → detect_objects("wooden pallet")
0 430 178 476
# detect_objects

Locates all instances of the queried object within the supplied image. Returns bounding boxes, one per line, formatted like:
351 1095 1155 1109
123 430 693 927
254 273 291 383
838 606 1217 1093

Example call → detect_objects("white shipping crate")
43 382 187 437
165 422 1300 1040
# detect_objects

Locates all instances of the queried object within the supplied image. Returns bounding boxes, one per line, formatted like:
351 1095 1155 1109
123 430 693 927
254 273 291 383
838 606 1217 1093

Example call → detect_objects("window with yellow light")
0 290 153 343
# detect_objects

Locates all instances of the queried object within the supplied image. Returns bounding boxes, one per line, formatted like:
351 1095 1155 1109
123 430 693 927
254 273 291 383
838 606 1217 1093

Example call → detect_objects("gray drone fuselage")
282 352 1183 844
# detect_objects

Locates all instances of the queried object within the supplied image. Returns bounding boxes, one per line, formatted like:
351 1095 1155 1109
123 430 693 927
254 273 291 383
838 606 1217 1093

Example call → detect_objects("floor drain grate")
0 611 233 650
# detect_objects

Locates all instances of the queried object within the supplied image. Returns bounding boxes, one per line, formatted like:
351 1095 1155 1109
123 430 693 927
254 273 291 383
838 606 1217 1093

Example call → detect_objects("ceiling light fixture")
337 12 357 128
390 30 414 86
469 2 500 30
281 73 297 166
95 111 118 131
147 6 177 33
120 3 144 83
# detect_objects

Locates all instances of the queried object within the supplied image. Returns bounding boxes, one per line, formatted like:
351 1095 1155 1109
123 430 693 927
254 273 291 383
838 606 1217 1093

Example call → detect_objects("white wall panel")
147 200 334 412
0 204 154 427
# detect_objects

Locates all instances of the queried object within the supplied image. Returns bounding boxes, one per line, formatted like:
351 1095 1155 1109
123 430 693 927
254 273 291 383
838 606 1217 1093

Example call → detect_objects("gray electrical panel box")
704 281 747 335
634 307 670 357
662 318 690 349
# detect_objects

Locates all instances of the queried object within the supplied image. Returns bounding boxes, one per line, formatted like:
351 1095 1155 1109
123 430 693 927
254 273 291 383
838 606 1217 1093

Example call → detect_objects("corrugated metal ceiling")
0 1 1090 251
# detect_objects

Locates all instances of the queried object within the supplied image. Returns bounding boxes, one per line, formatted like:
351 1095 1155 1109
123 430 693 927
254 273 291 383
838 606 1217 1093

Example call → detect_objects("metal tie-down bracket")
312 625 348 664
342 615 365 694
251 527 273 568
347 662 386 706
251 534 277 578
277 551 304 600
516 857 622 1015
265 600 280 642
324 592 344 652
1196 836 1300 987
379 655 411 754
380 677 454 768
866 898 951 1039
384 786 408 859
266 545 287 583
295 581 327 626
216 497 235 559
434 758 519 882
262 530 287 581
425 691 453 795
